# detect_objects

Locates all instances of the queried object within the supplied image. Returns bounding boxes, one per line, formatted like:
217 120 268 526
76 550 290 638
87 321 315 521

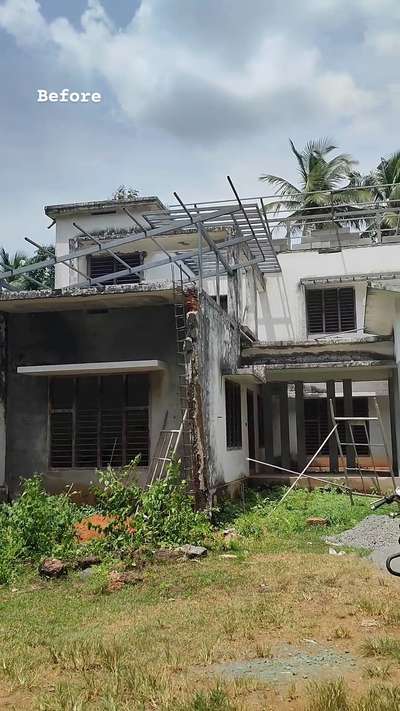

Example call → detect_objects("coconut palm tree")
259 138 366 230
0 249 29 289
0 246 55 291
366 151 400 237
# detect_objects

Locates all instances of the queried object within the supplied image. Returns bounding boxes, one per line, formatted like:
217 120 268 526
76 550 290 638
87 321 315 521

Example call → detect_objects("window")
304 397 369 455
257 394 265 447
88 252 143 285
225 380 242 448
211 294 228 311
306 287 356 334
50 374 149 468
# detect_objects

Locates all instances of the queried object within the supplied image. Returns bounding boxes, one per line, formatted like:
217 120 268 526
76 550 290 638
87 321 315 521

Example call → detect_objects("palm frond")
289 139 308 184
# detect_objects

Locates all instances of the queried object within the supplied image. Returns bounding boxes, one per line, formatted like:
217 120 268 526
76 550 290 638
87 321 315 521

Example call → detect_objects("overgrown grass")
217 486 389 539
0 529 398 709
306 680 400 711
0 475 399 707
362 637 400 662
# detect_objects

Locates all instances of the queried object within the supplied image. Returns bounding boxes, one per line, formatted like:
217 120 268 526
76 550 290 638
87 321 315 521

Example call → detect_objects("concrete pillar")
295 382 306 470
262 383 274 464
327 381 338 473
0 314 6 487
392 296 400 476
279 383 290 468
343 379 355 469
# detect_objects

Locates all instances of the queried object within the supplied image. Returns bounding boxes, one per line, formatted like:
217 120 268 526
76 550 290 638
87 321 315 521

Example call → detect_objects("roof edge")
45 196 166 218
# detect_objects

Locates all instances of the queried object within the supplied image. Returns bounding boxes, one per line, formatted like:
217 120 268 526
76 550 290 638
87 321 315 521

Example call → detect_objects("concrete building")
0 190 399 501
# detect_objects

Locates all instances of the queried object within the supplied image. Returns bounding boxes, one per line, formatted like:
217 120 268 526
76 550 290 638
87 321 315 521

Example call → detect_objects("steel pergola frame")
0 177 280 292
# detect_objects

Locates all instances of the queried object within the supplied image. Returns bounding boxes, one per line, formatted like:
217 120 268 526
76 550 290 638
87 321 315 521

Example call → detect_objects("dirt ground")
1 545 400 709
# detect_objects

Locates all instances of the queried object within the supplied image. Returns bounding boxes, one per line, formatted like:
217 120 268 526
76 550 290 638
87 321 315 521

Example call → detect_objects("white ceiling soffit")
17 360 167 376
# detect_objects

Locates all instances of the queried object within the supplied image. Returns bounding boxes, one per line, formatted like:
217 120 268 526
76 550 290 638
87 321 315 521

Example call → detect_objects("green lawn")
0 487 400 710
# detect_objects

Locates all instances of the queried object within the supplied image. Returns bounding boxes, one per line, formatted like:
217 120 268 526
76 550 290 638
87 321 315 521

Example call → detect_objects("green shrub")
0 476 78 583
91 458 212 551
92 456 142 519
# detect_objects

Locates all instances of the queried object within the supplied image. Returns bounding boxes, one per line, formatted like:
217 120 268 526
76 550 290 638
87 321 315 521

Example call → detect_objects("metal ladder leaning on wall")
328 397 396 495
148 266 192 483
173 265 192 480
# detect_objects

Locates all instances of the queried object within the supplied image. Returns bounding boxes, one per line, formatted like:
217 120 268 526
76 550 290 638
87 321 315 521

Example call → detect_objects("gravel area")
326 514 400 551
208 644 357 685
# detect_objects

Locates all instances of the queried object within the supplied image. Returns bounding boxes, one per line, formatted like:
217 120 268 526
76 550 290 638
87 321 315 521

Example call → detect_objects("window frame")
48 373 150 469
225 379 242 450
88 251 144 285
305 286 356 335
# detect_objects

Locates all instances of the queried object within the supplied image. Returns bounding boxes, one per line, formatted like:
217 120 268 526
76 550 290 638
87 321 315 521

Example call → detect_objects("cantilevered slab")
17 360 167 376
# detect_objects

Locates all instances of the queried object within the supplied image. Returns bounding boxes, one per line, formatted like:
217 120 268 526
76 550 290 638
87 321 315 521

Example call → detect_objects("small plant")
306 678 350 711
362 637 400 662
334 626 352 640
179 685 234 711
354 684 400 711
363 662 392 680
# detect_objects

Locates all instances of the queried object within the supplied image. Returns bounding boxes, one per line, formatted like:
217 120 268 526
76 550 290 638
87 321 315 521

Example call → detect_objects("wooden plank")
279 383 290 469
327 381 338 473
295 382 306 470
343 380 355 468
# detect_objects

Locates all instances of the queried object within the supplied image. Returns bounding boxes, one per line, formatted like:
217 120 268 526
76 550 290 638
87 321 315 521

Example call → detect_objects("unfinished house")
0 182 400 500
0 188 275 502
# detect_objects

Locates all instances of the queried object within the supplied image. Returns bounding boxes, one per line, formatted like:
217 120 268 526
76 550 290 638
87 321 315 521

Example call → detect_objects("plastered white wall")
208 377 263 486
257 244 400 342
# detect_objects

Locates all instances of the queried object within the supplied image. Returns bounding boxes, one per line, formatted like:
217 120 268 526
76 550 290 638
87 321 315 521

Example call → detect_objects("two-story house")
0 195 272 502
0 190 399 502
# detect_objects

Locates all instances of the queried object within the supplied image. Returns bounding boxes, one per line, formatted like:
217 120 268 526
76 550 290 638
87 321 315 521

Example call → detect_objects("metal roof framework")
0 177 281 294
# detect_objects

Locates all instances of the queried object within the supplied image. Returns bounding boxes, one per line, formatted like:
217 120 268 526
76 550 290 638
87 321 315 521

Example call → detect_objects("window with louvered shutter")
306 287 355 334
50 374 150 468
88 252 143 285
225 380 242 449
304 397 369 455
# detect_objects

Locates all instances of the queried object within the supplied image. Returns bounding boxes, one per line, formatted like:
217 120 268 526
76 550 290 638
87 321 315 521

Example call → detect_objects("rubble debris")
178 544 208 559
75 555 102 570
107 570 143 592
306 517 329 527
74 515 135 542
39 558 67 578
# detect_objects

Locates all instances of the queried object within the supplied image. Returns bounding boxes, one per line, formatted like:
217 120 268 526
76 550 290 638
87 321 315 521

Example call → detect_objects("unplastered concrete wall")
198 295 249 489
258 243 400 342
5 305 179 495
54 205 231 289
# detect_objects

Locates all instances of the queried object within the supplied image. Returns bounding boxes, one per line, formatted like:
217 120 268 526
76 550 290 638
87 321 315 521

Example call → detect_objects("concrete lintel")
226 366 266 384
17 360 167 377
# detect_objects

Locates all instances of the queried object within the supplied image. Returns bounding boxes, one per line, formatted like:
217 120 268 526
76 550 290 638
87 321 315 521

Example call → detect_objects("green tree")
0 248 29 289
112 185 139 200
365 150 400 237
0 245 55 291
25 244 55 290
259 138 366 230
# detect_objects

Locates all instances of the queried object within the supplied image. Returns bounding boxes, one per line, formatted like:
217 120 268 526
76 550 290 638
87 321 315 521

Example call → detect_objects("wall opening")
50 373 149 468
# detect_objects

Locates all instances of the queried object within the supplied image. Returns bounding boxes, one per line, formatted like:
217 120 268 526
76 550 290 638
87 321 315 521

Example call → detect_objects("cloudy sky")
0 0 400 251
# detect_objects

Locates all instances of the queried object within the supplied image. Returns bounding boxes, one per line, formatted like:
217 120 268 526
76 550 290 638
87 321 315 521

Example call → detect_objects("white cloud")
366 30 400 56
0 0 47 47
0 0 385 142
